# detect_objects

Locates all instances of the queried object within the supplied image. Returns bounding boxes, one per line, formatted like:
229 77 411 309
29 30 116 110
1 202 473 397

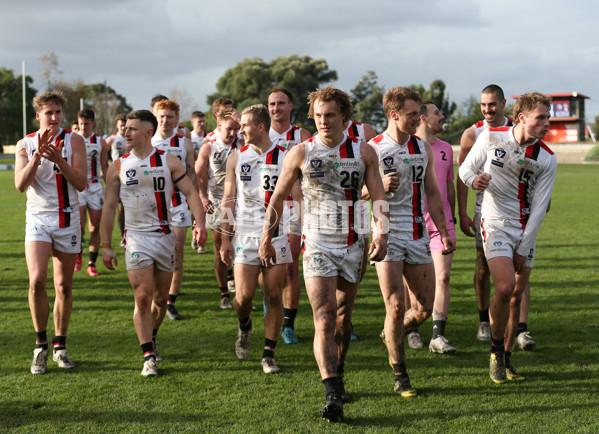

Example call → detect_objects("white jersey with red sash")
345 120 367 141
235 143 287 237
81 133 103 185
24 128 79 228
371 132 429 241
119 148 173 234
191 130 207 155
301 134 365 250
459 126 557 255
269 125 303 151
151 132 188 209
208 137 239 203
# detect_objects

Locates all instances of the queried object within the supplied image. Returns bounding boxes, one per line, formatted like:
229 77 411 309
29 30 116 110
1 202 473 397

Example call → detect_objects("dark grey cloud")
1 0 598 120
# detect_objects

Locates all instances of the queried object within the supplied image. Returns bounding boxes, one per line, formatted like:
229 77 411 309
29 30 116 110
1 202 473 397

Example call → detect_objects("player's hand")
513 253 527 274
441 235 456 255
258 242 276 269
473 173 492 191
193 225 207 246
369 234 388 262
201 196 214 214
459 213 476 237
382 172 399 194
40 139 64 164
220 239 233 267
102 248 118 270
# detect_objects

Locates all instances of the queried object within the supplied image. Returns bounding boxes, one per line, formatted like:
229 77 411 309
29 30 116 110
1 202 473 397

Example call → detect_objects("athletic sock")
262 338 277 359
337 362 344 377
432 320 446 339
504 351 512 367
167 294 177 305
152 329 158 345
220 286 229 298
35 331 48 350
479 308 490 323
141 342 155 361
89 251 98 265
323 376 340 397
239 317 252 332
282 308 297 329
517 322 528 335
491 338 504 355
392 362 407 381
227 268 234 284
52 335 66 352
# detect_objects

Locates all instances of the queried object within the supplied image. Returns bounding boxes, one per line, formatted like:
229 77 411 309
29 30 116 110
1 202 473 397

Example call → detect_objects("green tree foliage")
445 95 481 144
207 54 337 129
351 71 386 131
0 67 37 148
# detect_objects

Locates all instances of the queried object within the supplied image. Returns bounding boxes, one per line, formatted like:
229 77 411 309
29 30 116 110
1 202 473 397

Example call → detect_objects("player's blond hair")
33 91 66 112
513 92 551 124
308 85 353 122
383 86 421 118
241 104 270 129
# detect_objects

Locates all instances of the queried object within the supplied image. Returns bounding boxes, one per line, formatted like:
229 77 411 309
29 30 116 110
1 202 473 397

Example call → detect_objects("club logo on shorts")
131 253 140 259
528 248 534 260
125 169 138 186
30 226 38 233
71 235 77 246
280 247 286 254
236 247 243 253
494 148 507 159
493 241 502 247
313 257 323 264
521 208 530 216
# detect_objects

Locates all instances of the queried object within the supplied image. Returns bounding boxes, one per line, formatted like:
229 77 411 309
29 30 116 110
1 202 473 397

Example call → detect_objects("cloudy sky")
2 0 598 122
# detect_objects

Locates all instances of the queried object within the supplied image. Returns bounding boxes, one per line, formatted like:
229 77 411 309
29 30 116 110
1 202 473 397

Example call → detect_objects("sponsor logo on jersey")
491 159 504 168
518 159 525 165
494 148 507 159
240 163 252 181
126 169 138 186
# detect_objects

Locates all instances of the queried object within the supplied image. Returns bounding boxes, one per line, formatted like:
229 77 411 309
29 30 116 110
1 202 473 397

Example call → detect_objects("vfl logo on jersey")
383 156 396 174
240 163 252 181
309 159 324 178
213 151 223 164
125 169 138 186
495 148 507 159
383 156 394 166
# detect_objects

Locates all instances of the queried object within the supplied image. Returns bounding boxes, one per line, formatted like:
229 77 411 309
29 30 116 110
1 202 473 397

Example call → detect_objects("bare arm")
457 126 476 236
14 138 41 193
361 142 388 261
167 154 207 246
195 142 212 212
424 143 455 254
100 137 110 183
184 137 198 189
259 144 304 267
219 153 238 266
299 128 312 142
100 162 121 269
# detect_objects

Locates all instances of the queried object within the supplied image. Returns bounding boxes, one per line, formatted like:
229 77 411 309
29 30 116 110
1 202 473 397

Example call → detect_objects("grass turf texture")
0 165 598 432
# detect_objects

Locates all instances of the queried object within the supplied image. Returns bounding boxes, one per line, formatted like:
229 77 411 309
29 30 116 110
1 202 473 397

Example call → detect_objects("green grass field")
0 165 598 432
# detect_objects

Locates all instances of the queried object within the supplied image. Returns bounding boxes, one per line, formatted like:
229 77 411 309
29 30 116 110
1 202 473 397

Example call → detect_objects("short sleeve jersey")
119 148 173 234
23 128 79 228
301 134 365 250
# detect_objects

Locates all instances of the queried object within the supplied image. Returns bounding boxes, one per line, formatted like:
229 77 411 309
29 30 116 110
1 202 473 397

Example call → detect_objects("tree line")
7 52 586 149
